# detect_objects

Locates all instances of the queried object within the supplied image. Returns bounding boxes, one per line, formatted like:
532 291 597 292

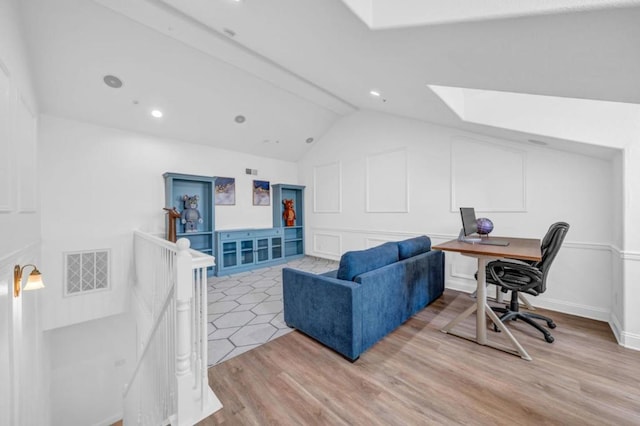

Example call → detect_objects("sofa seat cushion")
337 242 399 281
397 236 431 260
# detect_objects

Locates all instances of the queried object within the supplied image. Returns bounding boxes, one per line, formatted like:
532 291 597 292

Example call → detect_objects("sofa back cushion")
397 236 431 260
337 242 399 281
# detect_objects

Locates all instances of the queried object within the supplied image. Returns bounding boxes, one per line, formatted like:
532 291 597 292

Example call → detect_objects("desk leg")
485 305 532 361
441 255 532 361
441 303 477 333
477 258 487 344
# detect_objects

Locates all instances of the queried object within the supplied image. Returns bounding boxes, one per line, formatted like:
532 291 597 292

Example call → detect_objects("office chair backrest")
535 222 570 292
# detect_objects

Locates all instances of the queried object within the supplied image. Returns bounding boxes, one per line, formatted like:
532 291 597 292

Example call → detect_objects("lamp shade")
23 269 45 291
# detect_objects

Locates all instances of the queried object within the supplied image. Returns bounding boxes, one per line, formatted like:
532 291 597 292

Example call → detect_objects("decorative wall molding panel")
0 60 12 213
312 232 341 258
16 94 37 213
313 162 342 213
308 225 617 324
450 136 526 212
311 226 431 239
446 241 614 322
365 148 408 213
365 237 396 249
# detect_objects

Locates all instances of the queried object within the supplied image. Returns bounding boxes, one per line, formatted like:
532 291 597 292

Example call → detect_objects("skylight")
428 85 639 149
341 0 640 29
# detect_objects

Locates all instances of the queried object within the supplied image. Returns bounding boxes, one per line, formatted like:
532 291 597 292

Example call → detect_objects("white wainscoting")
308 227 614 323
450 136 526 212
0 241 43 426
312 232 342 259
617 248 640 350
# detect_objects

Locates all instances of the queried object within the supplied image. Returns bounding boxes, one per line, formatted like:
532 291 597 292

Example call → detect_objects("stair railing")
124 231 222 425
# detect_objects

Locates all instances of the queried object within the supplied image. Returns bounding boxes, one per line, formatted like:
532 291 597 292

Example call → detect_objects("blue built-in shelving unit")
163 172 216 274
272 184 305 260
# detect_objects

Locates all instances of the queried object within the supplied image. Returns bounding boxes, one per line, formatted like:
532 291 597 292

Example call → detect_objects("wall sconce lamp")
14 264 45 298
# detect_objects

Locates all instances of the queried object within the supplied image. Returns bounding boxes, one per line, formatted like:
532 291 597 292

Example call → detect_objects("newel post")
175 238 193 423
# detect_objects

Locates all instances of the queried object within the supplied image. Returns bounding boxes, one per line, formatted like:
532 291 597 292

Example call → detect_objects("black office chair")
486 222 570 343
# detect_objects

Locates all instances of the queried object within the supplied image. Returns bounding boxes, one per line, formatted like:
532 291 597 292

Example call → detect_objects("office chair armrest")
488 260 542 292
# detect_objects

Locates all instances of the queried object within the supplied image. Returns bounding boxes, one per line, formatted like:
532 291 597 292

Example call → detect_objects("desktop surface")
477 239 509 246
433 237 541 261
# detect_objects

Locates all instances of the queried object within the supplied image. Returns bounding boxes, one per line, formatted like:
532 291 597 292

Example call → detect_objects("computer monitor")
458 207 510 246
459 207 478 237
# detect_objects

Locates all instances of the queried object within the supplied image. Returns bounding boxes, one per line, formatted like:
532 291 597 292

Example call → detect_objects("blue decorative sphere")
476 217 494 235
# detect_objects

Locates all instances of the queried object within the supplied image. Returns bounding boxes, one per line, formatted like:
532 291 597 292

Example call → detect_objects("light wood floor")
199 289 640 425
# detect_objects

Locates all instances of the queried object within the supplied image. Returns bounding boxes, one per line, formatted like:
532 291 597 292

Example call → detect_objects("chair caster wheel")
548 322 557 329
545 335 554 343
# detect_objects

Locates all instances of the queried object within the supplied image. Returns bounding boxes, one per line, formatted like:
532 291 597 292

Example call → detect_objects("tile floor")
207 256 339 366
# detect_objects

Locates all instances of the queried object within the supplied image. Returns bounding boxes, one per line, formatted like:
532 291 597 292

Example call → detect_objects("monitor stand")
458 228 481 244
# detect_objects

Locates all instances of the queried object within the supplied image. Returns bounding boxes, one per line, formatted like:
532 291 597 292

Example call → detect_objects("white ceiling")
19 0 640 160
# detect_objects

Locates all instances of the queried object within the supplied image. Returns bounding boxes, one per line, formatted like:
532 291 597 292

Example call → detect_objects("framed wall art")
253 180 270 206
215 177 235 205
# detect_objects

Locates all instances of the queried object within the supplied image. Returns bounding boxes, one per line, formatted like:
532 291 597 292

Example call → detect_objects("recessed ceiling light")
103 75 123 89
151 109 163 118
305 137 314 144
369 90 381 97
234 115 246 123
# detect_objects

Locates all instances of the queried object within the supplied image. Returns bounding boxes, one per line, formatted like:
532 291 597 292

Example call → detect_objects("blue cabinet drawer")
218 228 281 240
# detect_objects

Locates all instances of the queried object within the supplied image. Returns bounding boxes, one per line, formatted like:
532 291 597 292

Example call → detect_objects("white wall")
37 114 300 423
39 114 299 330
0 0 49 425
46 313 135 426
301 110 616 321
620 140 640 349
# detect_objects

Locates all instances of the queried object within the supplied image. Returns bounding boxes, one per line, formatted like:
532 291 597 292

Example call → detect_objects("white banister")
125 231 222 426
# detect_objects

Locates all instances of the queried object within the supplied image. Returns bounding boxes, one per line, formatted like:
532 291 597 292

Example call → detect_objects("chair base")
492 306 556 343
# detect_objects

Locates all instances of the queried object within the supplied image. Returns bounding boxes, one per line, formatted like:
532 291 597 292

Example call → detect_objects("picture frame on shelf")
253 180 270 206
215 176 235 205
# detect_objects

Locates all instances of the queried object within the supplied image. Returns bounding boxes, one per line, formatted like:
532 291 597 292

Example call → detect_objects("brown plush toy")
282 199 296 227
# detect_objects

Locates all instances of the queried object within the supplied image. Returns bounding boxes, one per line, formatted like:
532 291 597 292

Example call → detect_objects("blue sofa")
282 236 445 361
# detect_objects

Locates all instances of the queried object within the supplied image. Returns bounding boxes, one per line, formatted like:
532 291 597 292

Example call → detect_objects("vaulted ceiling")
19 0 640 160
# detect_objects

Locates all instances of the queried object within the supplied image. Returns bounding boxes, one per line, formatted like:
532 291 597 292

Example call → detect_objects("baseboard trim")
610 313 640 351
609 312 623 345
445 279 475 294
445 281 609 322
93 411 122 426
619 331 640 351
531 298 609 322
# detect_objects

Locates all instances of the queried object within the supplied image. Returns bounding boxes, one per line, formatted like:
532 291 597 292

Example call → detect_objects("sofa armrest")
283 267 363 360
354 249 444 353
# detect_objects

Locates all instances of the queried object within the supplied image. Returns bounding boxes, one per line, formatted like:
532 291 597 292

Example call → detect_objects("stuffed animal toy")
181 195 203 233
282 199 296 227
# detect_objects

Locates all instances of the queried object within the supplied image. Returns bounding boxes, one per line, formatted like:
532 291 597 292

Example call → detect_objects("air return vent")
64 249 110 296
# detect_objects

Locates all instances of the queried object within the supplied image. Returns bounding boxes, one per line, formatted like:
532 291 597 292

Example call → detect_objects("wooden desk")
433 237 541 361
